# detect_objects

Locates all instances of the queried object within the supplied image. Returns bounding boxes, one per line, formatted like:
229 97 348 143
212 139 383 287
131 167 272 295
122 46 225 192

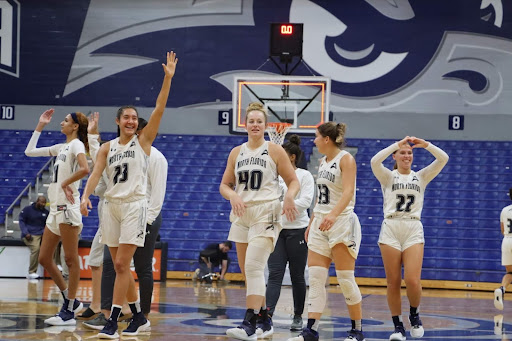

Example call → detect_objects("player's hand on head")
87 112 100 134
410 136 429 149
39 108 54 125
397 136 411 149
229 194 246 217
162 51 178 78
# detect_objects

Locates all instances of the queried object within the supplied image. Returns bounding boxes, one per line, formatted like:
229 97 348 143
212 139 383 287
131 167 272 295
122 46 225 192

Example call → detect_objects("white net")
266 123 292 145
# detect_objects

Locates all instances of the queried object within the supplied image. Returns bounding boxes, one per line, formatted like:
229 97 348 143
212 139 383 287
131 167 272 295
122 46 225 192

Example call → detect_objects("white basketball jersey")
501 204 512 237
234 141 279 204
314 150 355 215
104 135 148 202
382 169 425 219
48 139 85 207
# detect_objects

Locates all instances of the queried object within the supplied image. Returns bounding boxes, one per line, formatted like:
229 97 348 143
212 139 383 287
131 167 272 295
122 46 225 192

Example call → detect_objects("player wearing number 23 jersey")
104 135 148 202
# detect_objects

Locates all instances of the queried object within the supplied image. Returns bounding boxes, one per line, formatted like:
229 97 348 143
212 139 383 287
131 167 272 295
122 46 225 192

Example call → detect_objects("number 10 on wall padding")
0 105 15 120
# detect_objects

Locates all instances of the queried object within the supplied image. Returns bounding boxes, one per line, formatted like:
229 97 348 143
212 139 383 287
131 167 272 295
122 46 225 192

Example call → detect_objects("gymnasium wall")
0 0 511 140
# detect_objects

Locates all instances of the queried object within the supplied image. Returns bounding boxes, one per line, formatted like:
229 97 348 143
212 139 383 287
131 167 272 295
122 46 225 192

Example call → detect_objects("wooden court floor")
0 278 509 340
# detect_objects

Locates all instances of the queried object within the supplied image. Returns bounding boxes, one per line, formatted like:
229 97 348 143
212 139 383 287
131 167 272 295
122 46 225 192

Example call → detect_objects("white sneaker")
226 322 257 341
27 273 39 279
495 288 504 310
494 314 504 335
389 327 407 341
44 315 76 326
410 325 424 338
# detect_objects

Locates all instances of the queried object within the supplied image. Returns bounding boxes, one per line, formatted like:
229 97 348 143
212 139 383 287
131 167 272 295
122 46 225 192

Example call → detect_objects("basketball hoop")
267 122 292 145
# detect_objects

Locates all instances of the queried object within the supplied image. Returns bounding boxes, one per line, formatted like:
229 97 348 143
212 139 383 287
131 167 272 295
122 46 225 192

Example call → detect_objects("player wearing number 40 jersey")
371 136 448 341
221 102 300 341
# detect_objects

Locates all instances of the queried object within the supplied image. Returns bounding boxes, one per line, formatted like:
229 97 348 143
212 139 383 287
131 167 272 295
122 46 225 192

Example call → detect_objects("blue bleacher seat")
0 130 508 281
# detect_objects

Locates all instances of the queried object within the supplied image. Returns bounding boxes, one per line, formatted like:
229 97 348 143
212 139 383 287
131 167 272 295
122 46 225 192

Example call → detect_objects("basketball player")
289 122 365 341
262 134 314 332
100 117 168 319
25 109 89 326
493 188 512 311
220 102 300 341
80 51 177 339
371 136 448 340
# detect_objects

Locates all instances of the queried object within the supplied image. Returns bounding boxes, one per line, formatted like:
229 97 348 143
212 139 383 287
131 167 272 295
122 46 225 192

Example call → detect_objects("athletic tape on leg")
245 237 272 296
308 266 329 313
336 270 361 305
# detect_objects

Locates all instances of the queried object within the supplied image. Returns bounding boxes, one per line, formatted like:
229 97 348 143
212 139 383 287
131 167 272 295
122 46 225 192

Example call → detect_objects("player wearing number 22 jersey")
371 137 448 341
493 190 512 311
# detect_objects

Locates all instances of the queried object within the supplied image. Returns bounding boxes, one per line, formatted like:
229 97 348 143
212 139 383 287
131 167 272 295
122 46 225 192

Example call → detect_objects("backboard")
231 75 330 135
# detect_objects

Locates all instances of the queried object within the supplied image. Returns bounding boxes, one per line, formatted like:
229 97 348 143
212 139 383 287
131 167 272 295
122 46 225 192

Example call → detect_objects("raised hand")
87 112 100 134
162 51 178 78
397 136 411 149
39 109 54 125
409 136 429 149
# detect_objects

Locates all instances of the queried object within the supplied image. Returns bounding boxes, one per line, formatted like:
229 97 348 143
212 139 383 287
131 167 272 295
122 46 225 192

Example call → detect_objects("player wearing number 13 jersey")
290 122 366 341
371 136 448 341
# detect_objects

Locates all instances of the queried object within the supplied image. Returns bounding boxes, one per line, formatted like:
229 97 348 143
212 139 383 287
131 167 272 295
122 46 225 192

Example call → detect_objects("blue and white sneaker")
44 298 83 325
495 287 505 310
98 318 119 339
255 316 273 338
409 314 424 338
122 312 151 336
287 327 319 341
226 320 257 341
345 328 366 341
44 308 76 326
389 324 406 341
61 298 83 315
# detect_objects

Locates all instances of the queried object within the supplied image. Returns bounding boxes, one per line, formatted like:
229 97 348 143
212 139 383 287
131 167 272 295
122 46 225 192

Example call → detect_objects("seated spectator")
19 195 49 279
195 241 232 283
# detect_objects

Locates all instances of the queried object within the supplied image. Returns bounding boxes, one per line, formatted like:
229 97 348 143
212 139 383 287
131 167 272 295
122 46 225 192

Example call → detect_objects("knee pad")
307 266 328 314
336 270 362 305
245 237 272 296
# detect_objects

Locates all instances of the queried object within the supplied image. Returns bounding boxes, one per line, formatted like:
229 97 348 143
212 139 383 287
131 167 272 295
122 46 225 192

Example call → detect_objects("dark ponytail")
282 134 303 167
74 112 89 153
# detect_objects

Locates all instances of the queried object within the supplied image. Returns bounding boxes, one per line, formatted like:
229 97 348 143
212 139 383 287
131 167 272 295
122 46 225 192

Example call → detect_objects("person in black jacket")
195 241 232 283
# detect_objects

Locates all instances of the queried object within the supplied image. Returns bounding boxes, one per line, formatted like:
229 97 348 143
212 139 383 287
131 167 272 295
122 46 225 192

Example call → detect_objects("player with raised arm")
80 51 177 339
25 109 89 326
